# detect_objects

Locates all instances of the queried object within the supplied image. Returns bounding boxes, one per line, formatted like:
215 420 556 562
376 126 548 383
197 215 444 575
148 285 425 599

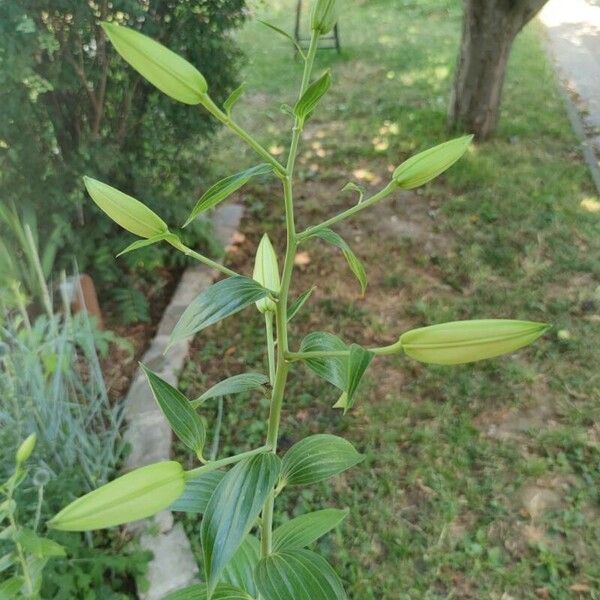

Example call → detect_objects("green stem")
259 30 321 564
170 239 238 278
185 445 271 480
200 95 286 177
297 180 398 241
6 469 34 596
265 313 276 386
285 339 404 361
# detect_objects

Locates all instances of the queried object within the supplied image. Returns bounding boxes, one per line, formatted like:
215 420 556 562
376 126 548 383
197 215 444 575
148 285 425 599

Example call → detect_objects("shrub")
0 0 247 321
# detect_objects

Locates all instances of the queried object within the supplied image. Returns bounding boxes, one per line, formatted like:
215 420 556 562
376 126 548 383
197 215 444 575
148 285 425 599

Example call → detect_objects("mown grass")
178 1 600 598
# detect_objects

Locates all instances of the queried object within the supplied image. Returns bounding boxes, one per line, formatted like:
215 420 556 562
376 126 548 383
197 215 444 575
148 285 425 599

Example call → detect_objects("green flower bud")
15 433 37 465
49 461 185 531
400 319 549 365
253 234 280 313
84 176 168 239
311 0 339 35
393 135 473 189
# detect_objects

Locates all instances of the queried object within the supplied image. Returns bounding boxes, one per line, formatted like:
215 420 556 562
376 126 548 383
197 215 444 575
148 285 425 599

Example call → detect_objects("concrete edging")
122 204 244 600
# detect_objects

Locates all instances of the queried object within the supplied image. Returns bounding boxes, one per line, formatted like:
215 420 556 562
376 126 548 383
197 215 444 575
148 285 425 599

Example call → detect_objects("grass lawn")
177 0 600 598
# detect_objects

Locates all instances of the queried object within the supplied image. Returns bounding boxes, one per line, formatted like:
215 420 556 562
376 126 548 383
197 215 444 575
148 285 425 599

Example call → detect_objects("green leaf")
400 319 549 365
49 461 185 531
281 434 364 486
258 19 306 59
171 471 224 514
201 453 281 597
309 228 367 294
116 232 178 257
101 22 207 104
393 135 473 189
273 508 349 551
170 276 270 345
340 344 373 413
185 164 273 226
253 233 280 313
255 549 346 600
287 286 316 322
300 331 348 390
162 583 254 600
223 82 246 116
221 535 260 596
84 176 168 239
341 181 365 203
0 577 24 599
191 373 270 409
0 553 15 574
13 529 65 558
142 366 206 458
294 70 332 121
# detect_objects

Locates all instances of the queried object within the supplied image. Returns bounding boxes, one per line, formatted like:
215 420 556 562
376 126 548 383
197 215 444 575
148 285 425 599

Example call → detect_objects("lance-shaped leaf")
333 344 373 413
0 577 25 597
191 373 270 409
294 70 332 121
84 177 168 239
259 20 306 58
201 453 281 597
49 462 185 531
171 471 224 514
101 22 207 104
255 549 347 600
309 228 367 294
142 366 206 458
400 319 549 365
185 164 273 226
116 232 178 257
221 535 260 596
170 276 270 345
13 530 65 561
163 583 254 600
287 286 316 322
281 434 364 486
223 82 246 116
300 331 348 390
393 135 473 189
273 508 349 551
253 233 280 313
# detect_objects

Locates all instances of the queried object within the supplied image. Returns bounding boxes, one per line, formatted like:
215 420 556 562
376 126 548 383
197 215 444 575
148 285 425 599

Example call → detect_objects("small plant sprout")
52 2 549 597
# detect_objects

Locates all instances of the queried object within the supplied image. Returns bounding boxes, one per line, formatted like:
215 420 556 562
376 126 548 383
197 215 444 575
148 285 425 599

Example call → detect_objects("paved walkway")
540 0 600 190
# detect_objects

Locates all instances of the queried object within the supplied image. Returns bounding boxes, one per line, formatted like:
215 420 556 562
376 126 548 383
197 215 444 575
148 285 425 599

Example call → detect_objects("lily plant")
49 2 549 598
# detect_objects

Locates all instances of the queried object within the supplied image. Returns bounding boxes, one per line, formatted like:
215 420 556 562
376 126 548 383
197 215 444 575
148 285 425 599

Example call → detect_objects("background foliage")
0 0 247 321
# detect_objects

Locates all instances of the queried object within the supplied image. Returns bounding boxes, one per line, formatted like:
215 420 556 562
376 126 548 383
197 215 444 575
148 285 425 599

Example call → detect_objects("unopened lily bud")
15 433 37 465
311 0 338 35
253 234 280 313
49 461 185 531
400 319 549 365
393 135 473 189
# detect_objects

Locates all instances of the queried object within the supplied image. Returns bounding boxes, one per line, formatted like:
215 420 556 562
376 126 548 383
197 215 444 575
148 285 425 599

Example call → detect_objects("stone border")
122 204 244 600
541 27 600 195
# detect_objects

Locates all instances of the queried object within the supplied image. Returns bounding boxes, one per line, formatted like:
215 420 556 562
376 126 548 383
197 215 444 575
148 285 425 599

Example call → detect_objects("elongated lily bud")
101 22 207 104
49 462 185 531
84 176 168 239
400 319 549 365
393 135 473 189
15 433 36 465
253 234 280 313
311 0 339 35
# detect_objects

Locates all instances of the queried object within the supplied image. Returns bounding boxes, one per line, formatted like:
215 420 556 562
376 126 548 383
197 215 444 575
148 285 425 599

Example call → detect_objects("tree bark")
448 0 548 140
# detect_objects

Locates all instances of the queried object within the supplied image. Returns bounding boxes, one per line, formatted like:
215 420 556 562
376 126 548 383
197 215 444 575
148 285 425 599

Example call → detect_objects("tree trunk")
448 0 548 140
